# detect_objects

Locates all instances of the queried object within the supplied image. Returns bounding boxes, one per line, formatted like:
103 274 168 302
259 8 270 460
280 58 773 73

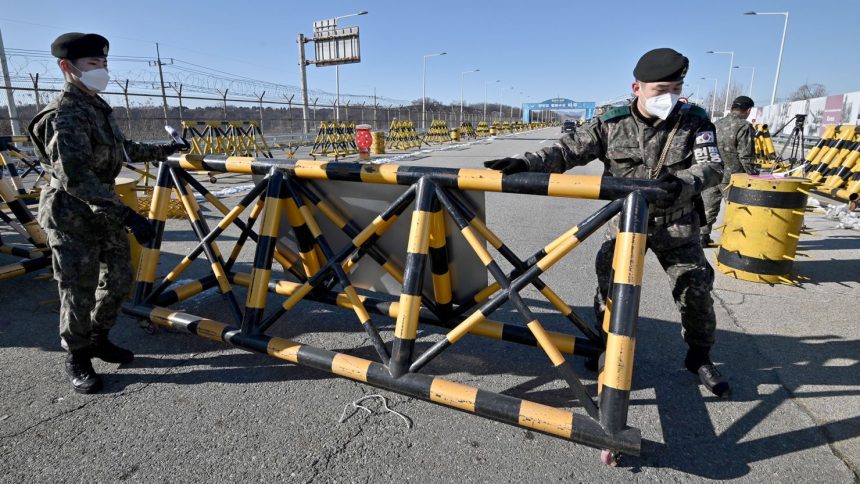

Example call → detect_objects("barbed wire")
3 48 410 106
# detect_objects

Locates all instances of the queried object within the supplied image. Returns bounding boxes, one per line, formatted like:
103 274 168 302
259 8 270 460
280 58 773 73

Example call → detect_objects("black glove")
123 207 155 244
483 157 528 175
654 172 683 209
168 138 190 154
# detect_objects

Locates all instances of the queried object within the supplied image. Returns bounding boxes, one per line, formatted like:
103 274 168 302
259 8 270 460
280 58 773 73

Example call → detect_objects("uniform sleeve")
49 111 128 221
737 123 756 171
522 121 605 173
123 140 176 163
674 120 725 201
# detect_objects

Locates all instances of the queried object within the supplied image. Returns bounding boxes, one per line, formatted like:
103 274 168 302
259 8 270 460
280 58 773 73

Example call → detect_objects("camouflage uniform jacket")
522 101 724 217
714 111 755 184
27 82 174 231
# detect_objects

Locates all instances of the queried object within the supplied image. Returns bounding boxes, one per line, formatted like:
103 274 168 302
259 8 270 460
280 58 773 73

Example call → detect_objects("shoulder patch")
600 105 631 122
685 104 709 119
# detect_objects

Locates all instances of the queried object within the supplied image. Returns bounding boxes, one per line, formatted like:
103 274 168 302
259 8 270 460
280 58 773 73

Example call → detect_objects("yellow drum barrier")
450 129 460 141
489 127 497 136
716 174 811 284
115 177 143 277
371 131 386 154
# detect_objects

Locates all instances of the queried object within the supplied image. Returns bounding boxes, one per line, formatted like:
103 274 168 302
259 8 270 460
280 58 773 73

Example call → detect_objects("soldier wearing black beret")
485 48 732 398
28 33 183 394
701 95 758 245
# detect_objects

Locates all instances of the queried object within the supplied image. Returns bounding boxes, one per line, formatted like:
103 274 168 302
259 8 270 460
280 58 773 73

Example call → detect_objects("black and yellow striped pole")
133 162 174 305
428 204 454 319
597 192 648 436
241 169 286 334
448 192 602 343
390 177 435 378
0 177 48 249
168 167 243 324
411 198 625 372
143 177 271 304
282 177 391 363
121 303 640 455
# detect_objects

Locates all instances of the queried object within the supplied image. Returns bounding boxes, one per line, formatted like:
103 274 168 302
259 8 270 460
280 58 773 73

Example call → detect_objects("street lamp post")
701 77 719 119
460 68 479 125
422 52 446 130
745 11 789 106
706 50 735 113
734 65 756 98
485 80 499 120
332 10 368 122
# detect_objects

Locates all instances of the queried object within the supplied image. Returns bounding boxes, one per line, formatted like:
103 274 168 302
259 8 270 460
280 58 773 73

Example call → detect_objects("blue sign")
522 98 597 122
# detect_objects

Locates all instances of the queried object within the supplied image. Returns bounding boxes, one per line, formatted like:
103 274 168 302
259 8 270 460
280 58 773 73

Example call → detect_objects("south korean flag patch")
694 130 722 164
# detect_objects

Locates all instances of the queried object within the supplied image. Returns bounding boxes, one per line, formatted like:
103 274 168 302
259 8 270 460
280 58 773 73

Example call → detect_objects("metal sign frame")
313 23 361 67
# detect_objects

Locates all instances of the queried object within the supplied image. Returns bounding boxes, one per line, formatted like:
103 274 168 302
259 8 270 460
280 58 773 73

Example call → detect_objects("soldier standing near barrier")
483 48 731 398
28 33 183 394
700 96 757 245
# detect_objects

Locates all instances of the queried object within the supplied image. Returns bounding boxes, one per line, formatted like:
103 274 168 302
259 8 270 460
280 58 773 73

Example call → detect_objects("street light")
422 52 446 130
485 80 500 120
332 10 368 121
706 50 735 113
734 65 756 98
701 77 719 120
745 11 789 105
460 68 479 125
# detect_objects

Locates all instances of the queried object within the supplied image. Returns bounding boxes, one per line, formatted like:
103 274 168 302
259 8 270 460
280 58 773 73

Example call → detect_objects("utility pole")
151 43 172 124
298 33 310 136
0 26 22 136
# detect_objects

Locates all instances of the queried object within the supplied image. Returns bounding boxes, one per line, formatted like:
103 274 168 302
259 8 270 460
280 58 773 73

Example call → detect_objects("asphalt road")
1 127 858 482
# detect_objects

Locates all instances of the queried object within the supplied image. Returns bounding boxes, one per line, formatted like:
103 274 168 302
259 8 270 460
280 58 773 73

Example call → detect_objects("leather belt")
650 205 693 226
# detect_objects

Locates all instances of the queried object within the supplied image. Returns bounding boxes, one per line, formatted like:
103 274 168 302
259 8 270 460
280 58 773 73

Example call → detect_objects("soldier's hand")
123 208 155 245
483 157 528 175
654 172 683 209
169 137 190 153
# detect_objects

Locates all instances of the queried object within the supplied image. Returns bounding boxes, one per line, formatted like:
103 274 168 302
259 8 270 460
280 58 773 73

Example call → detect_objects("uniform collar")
64 82 113 113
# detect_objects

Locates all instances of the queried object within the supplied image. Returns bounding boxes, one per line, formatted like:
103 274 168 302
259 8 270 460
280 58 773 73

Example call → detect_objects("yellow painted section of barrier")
430 379 477 412
518 400 573 439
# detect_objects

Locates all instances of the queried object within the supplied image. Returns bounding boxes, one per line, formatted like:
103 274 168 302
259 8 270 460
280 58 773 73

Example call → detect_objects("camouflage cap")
51 33 109 59
634 48 688 82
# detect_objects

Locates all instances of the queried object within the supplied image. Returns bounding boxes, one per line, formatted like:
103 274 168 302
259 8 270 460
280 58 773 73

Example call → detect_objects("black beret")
732 96 755 110
51 33 109 59
633 48 689 82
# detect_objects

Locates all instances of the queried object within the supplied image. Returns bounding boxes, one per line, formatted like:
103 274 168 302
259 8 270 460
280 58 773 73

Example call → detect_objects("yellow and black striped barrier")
423 120 451 144
0 173 51 281
476 121 489 137
310 121 358 158
716 174 812 284
122 153 671 459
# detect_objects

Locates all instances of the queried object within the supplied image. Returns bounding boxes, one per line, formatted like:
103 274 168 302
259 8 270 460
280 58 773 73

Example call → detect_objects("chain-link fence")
1 85 525 143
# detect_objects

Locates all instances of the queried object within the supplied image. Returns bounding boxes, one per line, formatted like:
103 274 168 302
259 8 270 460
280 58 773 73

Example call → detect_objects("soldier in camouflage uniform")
28 33 182 394
484 48 731 398
700 96 757 245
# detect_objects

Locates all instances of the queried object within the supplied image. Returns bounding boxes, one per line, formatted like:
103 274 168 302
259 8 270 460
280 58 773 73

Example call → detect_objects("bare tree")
789 83 827 102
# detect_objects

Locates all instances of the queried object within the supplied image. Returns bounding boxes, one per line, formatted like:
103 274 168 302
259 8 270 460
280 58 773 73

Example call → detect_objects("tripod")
770 114 807 173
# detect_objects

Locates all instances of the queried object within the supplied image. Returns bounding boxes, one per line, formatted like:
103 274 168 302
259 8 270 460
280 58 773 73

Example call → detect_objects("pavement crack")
712 290 859 480
0 351 201 443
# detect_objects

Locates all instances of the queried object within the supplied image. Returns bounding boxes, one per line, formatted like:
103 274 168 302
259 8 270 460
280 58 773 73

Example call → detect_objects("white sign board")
313 24 361 67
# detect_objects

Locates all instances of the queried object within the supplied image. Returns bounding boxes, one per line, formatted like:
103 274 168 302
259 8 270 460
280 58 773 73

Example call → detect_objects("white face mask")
644 92 680 120
71 64 110 92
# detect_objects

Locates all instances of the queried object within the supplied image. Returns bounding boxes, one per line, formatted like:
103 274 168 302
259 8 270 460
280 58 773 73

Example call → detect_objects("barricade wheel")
600 450 620 466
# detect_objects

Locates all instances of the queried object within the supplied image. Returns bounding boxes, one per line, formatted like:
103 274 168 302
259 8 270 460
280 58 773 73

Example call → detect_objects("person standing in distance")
28 33 184 394
700 95 757 246
483 48 731 398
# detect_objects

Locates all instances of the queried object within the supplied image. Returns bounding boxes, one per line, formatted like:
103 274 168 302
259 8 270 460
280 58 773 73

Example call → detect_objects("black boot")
685 345 731 399
700 234 714 247
91 331 134 364
64 351 103 394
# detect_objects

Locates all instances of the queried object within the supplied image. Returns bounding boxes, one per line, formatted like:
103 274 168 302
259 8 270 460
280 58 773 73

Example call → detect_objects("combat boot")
64 351 103 394
91 331 134 364
685 345 731 399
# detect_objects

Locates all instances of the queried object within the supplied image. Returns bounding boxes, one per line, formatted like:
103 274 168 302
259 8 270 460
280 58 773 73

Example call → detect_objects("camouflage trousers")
45 223 132 353
700 183 727 236
594 211 717 348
